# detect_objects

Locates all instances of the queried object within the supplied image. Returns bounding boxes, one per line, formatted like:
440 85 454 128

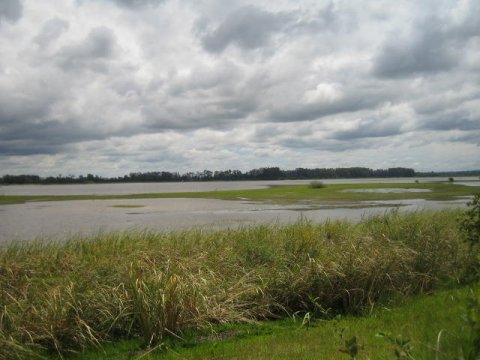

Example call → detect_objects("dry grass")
0 209 472 359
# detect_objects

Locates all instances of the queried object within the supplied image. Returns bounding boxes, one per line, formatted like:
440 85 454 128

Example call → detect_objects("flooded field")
1 177 479 196
0 177 476 243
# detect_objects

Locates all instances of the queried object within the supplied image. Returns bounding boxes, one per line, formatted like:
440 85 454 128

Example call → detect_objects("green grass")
61 286 479 360
0 210 476 359
1 182 479 205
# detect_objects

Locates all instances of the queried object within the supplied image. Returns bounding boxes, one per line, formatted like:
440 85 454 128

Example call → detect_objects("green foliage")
309 180 326 189
459 289 480 360
459 194 480 283
376 332 415 359
338 328 362 359
339 336 360 359
460 194 480 248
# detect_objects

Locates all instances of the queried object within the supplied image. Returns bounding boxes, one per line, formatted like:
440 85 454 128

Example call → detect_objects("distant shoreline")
1 166 479 185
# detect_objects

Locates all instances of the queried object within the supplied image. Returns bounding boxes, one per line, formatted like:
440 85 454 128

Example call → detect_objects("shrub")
460 194 480 248
309 181 326 189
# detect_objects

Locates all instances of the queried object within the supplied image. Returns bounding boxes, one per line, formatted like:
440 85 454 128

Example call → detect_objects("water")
1 177 478 196
0 197 470 243
0 178 477 243
340 188 432 193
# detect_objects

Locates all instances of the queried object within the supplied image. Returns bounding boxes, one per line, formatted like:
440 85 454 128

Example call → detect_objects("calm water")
0 177 477 243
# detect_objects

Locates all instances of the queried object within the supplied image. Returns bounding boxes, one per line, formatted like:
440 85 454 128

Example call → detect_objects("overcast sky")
0 0 479 176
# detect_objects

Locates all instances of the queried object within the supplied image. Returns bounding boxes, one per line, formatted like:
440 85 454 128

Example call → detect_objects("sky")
0 0 479 177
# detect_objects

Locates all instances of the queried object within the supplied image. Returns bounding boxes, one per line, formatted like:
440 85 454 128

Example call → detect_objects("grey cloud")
373 7 480 78
451 130 480 145
0 0 22 24
373 23 456 78
0 121 99 156
0 74 140 157
167 63 244 96
0 115 144 156
145 64 261 130
34 18 69 48
269 92 384 123
412 92 479 116
279 137 379 153
106 0 164 9
0 96 52 128
253 125 285 142
0 140 66 156
332 119 402 140
201 5 291 53
77 0 164 10
451 1 480 39
289 3 356 35
0 81 64 157
56 27 117 71
313 3 338 30
420 111 480 131
1 0 479 174
143 96 257 131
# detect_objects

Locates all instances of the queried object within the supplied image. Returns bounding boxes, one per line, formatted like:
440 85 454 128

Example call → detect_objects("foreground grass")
0 182 479 205
0 210 475 359
62 286 479 359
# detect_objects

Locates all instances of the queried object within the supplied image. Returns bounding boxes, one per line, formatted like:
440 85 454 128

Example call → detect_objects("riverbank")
0 209 475 359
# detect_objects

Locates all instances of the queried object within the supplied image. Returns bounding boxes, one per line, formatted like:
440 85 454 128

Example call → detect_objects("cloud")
420 111 480 131
142 95 257 131
452 130 480 145
374 27 456 78
106 0 165 9
0 0 22 25
268 85 388 123
201 5 291 53
332 118 403 140
0 0 479 175
56 27 118 72
34 18 70 48
373 3 480 78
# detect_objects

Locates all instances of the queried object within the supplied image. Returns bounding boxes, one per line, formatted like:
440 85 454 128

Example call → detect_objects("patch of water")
340 188 432 194
0 197 472 244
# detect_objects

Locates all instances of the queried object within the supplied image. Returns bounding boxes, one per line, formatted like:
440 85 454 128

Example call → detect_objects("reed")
0 210 472 359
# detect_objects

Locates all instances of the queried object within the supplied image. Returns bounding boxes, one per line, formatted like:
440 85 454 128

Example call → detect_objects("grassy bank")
1 182 479 205
0 209 475 359
61 286 480 359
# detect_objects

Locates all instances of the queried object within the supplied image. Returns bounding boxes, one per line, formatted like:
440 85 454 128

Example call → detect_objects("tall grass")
0 210 473 359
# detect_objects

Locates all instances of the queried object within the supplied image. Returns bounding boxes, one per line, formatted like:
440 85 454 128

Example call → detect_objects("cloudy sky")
0 0 479 176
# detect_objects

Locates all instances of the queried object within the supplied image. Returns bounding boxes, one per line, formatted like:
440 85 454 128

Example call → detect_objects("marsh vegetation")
0 209 477 359
1 182 479 205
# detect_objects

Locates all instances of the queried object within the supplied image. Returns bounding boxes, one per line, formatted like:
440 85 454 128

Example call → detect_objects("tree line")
0 167 420 184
